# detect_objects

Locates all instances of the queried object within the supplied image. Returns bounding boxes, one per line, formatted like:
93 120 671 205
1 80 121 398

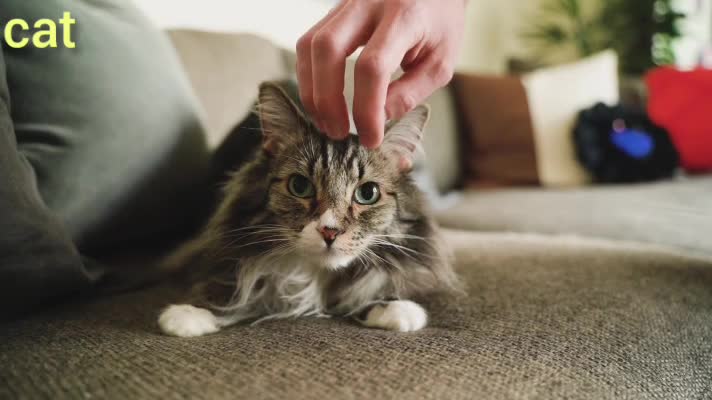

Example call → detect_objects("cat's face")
268 134 400 269
256 83 429 270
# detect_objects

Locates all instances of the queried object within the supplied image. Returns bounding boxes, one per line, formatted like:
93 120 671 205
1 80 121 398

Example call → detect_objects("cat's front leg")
357 300 428 332
158 304 221 337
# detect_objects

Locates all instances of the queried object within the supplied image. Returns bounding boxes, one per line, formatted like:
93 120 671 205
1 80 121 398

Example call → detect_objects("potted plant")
522 0 685 76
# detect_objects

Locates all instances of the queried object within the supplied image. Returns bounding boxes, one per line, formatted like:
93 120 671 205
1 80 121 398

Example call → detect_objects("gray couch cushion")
437 177 712 257
2 230 711 399
419 86 462 193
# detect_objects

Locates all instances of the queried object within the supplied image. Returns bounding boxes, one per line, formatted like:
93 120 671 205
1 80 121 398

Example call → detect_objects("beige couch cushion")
419 86 462 193
168 30 289 149
437 176 712 257
522 51 619 187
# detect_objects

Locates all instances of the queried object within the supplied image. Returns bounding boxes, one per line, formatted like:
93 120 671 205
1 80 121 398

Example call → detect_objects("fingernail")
334 124 348 140
326 122 340 139
361 133 377 149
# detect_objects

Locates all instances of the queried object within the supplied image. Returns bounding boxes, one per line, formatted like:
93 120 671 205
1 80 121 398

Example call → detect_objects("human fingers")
311 1 376 139
385 53 454 120
296 1 348 127
353 8 421 148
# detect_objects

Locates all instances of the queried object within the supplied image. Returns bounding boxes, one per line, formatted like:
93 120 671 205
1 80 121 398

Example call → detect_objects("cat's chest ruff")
245 255 332 318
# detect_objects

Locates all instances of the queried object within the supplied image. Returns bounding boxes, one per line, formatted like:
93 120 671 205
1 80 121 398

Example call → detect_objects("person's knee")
0 58 94 318
4 0 211 251
0 205 92 320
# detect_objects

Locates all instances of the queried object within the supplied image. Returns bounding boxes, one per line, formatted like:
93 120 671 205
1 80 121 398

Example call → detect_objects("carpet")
2 231 711 399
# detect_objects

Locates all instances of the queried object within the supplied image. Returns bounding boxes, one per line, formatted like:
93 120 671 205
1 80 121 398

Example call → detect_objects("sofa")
2 30 711 400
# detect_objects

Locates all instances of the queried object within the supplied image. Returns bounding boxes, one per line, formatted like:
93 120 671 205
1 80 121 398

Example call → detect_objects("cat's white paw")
158 304 220 337
362 300 428 332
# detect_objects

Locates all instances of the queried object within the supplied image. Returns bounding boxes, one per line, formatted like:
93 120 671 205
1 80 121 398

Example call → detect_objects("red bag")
646 67 712 172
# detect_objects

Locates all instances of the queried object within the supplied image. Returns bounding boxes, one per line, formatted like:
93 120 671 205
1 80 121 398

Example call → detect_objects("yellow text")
2 12 76 49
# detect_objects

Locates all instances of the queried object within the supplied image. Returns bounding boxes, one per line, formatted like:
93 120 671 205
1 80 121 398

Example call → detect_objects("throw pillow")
646 67 712 173
452 50 620 187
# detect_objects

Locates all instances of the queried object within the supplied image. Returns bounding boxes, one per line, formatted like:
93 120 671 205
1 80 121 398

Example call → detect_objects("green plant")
523 0 685 75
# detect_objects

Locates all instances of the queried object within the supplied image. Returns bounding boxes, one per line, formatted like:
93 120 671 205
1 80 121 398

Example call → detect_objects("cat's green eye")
354 182 381 205
288 175 316 198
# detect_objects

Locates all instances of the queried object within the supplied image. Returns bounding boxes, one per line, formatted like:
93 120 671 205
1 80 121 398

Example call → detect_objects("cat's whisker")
360 247 403 273
223 238 289 251
371 244 420 264
370 239 439 264
220 228 293 242
371 233 437 246
354 253 370 267
278 154 310 165
222 230 292 243
370 237 426 253
358 249 377 266
231 238 290 249
265 243 296 257
220 224 288 234
371 233 430 241
214 237 292 261
223 228 290 238
356 248 377 265
224 224 286 230
217 230 290 244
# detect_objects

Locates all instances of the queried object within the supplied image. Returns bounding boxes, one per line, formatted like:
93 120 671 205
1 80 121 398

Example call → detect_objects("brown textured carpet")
2 231 712 400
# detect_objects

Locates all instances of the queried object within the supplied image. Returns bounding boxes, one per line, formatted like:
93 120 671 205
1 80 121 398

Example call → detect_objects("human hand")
296 0 466 148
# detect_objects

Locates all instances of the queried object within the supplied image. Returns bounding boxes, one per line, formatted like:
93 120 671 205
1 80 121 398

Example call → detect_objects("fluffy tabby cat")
158 82 457 337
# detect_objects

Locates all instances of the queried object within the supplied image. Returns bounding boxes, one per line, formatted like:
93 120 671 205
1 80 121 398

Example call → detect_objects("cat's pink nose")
319 226 342 247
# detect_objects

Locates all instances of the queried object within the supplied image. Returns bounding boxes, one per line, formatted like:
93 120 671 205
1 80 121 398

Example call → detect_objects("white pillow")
522 50 619 187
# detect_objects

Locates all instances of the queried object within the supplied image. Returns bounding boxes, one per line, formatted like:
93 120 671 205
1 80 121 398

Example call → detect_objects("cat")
157 82 458 337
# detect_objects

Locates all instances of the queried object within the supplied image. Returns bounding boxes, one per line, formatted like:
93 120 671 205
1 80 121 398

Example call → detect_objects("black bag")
574 103 679 183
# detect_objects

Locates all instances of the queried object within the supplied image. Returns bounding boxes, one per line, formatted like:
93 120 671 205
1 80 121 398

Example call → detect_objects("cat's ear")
381 104 430 172
258 82 307 155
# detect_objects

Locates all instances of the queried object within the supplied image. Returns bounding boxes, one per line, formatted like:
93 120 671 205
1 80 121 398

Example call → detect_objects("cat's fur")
158 82 457 337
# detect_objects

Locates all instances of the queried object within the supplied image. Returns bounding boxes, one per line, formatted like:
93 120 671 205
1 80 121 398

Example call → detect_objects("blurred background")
130 0 712 253
136 0 712 73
